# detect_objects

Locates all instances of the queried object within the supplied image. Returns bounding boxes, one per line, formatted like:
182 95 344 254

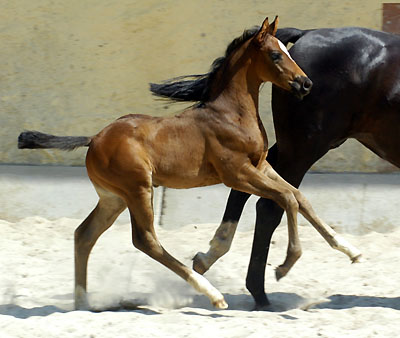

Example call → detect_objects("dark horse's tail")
149 27 311 102
18 131 91 151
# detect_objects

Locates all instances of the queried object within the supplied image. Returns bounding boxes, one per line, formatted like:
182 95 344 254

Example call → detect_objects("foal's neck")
208 43 263 120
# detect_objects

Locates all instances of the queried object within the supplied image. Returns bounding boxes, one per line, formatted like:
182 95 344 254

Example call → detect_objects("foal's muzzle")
290 76 313 100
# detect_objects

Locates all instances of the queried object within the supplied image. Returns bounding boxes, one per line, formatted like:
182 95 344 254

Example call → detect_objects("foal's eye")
270 51 283 63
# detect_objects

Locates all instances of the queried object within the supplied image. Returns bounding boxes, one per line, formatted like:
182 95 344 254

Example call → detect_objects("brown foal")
18 17 361 310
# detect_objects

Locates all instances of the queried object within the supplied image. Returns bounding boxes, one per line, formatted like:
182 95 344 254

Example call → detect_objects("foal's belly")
152 166 222 189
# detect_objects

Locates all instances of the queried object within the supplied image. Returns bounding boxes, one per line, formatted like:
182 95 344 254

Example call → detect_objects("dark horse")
150 26 400 309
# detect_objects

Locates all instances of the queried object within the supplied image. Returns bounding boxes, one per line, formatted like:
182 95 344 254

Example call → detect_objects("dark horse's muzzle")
291 76 313 100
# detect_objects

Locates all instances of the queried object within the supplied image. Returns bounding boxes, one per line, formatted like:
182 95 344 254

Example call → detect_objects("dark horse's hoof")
251 295 272 311
253 304 273 311
252 301 273 311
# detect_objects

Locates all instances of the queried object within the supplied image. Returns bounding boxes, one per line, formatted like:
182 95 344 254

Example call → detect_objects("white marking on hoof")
213 298 228 310
351 254 364 264
187 271 227 309
333 235 362 262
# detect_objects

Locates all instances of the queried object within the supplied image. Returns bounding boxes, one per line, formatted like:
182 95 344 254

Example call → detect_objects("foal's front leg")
193 217 240 274
216 162 304 279
193 166 301 277
263 165 362 264
219 161 361 280
192 153 268 275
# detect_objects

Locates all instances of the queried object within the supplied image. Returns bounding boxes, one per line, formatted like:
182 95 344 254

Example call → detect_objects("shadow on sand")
1 292 398 319
314 294 400 311
182 292 400 313
0 304 67 319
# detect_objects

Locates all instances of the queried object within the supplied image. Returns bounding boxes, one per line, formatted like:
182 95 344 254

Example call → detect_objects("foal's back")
86 110 218 189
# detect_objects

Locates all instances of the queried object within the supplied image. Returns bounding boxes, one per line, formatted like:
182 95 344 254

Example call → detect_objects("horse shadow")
0 293 160 319
1 292 399 319
0 301 161 319
0 304 67 319
184 292 400 313
313 293 400 311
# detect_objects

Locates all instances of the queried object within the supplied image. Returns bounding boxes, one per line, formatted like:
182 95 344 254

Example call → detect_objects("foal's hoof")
193 252 209 275
74 286 90 310
351 253 363 263
275 266 287 281
213 298 228 309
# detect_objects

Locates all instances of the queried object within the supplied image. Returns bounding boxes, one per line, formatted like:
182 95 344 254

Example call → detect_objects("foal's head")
149 16 312 103
251 17 312 99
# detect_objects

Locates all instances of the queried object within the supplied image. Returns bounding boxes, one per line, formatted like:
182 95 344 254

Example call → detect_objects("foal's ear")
255 17 270 45
268 16 279 36
255 15 279 45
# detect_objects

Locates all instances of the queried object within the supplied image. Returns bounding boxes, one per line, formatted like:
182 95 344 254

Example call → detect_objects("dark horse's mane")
149 27 259 104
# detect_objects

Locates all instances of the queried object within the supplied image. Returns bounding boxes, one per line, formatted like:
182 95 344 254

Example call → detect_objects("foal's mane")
150 27 259 104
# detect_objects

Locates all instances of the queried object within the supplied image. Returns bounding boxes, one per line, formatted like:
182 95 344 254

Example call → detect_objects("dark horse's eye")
270 51 283 63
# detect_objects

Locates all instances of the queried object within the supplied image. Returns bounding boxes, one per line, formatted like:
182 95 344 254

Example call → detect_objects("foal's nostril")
291 76 312 99
303 78 313 91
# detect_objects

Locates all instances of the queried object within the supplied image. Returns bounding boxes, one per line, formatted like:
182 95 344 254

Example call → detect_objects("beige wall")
1 0 398 171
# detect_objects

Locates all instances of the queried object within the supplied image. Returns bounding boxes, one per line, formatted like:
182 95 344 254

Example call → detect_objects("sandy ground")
1 166 400 337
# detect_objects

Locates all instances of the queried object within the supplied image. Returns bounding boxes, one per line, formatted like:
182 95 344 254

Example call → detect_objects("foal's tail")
275 27 312 46
18 131 92 151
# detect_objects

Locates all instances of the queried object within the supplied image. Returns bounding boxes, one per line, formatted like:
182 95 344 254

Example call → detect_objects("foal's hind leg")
74 187 126 309
126 185 228 309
